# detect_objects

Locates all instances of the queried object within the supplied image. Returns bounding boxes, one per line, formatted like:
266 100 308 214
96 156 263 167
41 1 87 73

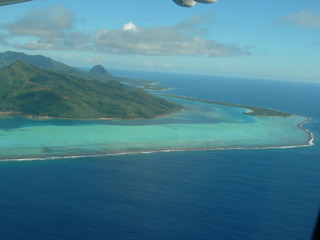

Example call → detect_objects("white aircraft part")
195 0 218 3
172 0 196 7
172 0 217 7
0 0 31 6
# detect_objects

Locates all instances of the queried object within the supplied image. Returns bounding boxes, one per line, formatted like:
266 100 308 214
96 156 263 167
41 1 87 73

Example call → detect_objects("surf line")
297 117 315 146
0 140 316 163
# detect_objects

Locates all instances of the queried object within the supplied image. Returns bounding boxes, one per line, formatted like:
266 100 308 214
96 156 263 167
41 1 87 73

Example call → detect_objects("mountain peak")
90 64 107 73
89 65 114 78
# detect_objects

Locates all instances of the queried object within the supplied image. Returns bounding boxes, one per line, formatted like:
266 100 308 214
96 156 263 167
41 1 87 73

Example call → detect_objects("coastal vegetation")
158 94 291 117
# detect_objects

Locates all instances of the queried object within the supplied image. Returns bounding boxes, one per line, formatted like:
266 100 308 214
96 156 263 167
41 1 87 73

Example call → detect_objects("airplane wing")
0 0 31 6
0 0 217 8
172 0 217 7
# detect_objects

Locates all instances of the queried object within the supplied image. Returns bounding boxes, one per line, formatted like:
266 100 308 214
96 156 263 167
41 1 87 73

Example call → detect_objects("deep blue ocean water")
0 71 319 240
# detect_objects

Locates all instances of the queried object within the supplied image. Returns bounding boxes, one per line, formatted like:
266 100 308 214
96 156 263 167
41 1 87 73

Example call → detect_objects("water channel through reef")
0 97 312 161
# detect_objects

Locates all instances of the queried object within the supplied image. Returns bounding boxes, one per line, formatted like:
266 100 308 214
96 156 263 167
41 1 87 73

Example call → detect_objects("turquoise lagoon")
0 98 311 160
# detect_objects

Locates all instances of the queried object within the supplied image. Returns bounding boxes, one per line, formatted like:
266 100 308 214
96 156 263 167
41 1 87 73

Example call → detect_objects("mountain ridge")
0 51 169 90
0 51 120 81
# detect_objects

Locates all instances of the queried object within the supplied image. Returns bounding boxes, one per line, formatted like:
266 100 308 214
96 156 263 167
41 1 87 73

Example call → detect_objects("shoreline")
0 108 182 120
0 113 171 121
0 93 291 120
158 94 292 117
0 113 122 121
0 105 315 163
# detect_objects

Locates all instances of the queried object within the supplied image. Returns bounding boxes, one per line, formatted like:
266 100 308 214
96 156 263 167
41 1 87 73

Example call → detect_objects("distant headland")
158 94 292 117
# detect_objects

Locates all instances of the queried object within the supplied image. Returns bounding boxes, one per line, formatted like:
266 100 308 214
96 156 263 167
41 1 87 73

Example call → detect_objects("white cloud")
17 39 57 50
3 6 250 57
4 5 74 37
122 22 137 31
15 31 91 51
94 20 251 57
276 10 320 29
143 61 154 67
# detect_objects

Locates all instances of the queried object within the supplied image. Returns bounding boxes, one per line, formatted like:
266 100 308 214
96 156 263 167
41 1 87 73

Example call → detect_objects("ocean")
0 71 319 240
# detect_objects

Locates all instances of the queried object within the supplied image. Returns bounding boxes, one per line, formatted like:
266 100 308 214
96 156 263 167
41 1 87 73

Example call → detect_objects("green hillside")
0 61 182 118
0 51 168 89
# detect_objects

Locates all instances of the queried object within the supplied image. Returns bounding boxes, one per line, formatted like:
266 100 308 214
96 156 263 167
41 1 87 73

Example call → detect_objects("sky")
0 0 319 83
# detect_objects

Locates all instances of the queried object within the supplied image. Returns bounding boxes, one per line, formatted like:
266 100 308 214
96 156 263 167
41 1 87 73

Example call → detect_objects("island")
0 51 291 119
0 51 314 161
0 58 182 119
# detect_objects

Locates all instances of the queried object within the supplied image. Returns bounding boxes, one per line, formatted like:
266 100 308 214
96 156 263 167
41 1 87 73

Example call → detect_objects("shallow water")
0 97 310 160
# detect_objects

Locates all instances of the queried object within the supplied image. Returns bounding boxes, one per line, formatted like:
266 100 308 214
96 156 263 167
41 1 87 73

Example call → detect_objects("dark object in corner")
312 209 320 240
